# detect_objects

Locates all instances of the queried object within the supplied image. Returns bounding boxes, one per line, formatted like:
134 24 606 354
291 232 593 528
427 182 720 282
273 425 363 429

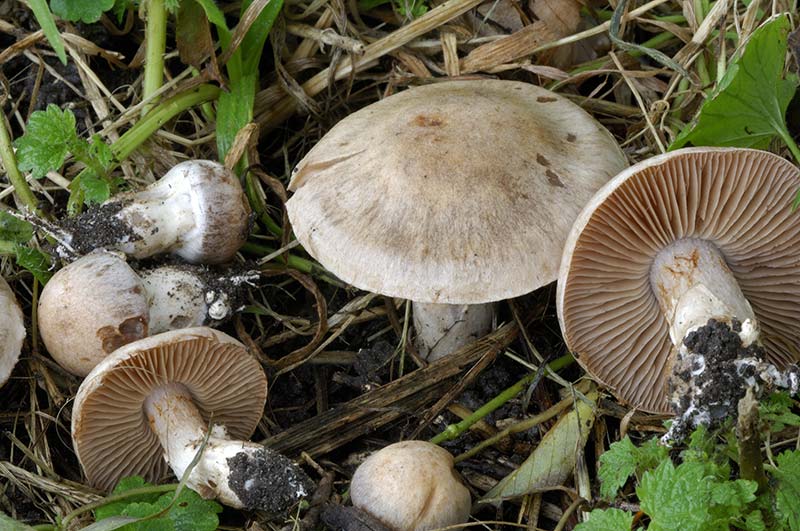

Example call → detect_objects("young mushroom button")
557 148 800 438
62 160 251 264
71 327 313 512
287 79 626 361
350 441 471 531
0 276 25 388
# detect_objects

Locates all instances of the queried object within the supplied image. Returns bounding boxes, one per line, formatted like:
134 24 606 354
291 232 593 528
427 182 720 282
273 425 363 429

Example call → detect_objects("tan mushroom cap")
72 327 267 491
287 80 626 304
558 147 800 413
350 441 471 531
38 251 149 376
1 277 25 387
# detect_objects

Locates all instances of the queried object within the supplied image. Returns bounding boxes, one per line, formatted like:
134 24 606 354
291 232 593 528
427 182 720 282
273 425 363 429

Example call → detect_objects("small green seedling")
0 213 52 284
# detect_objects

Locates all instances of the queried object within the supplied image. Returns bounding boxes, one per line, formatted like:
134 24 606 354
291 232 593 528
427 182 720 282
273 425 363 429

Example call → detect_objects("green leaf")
94 476 221 531
634 437 670 475
0 513 37 530
14 245 52 285
50 0 115 23
80 174 111 205
89 135 115 169
760 392 800 433
0 212 34 244
638 461 712 531
772 450 800 531
15 105 77 178
670 15 799 152
574 508 635 531
26 0 68 64
481 391 597 502
216 73 256 160
598 436 637 499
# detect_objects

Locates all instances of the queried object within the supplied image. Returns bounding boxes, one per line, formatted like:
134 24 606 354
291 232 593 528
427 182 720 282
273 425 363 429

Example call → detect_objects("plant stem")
736 387 769 493
60 484 177 529
0 111 40 214
0 241 15 254
112 84 221 162
142 0 168 114
778 127 800 164
245 242 345 287
429 353 574 445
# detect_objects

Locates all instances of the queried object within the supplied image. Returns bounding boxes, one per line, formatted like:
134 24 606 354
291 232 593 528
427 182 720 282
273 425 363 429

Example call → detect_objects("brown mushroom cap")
350 441 471 531
38 252 149 376
1 277 25 387
558 148 800 413
287 80 626 304
71 327 267 491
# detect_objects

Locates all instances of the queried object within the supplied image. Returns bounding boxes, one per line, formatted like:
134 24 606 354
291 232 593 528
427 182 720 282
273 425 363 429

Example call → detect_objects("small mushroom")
350 441 471 531
1 276 25 387
72 327 313 512
557 147 800 438
39 251 255 376
61 160 251 264
287 79 626 361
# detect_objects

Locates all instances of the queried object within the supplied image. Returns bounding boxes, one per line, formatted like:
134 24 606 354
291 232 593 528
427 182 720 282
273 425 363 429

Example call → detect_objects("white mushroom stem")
144 383 311 510
412 302 493 362
650 238 758 347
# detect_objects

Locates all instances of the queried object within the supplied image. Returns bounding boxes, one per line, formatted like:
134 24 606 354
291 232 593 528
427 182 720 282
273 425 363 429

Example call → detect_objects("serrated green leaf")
634 437 670 475
165 0 181 13
638 461 712 531
670 15 799 151
773 450 800 531
89 135 115 169
0 513 37 530
574 508 635 531
598 436 637 499
0 212 34 244
80 174 111 205
95 477 160 522
761 392 800 433
14 245 52 285
15 105 77 178
481 390 597 502
50 0 115 23
742 510 766 531
26 0 68 64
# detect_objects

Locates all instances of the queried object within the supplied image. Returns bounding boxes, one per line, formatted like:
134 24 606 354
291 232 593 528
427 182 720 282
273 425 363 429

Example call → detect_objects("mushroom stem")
412 302 493 361
650 238 757 346
144 383 313 511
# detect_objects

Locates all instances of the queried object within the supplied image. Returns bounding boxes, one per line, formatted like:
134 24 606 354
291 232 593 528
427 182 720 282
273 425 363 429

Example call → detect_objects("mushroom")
287 79 626 361
1 276 25 387
60 160 251 264
72 327 314 512
350 441 471 531
39 251 255 376
557 147 800 437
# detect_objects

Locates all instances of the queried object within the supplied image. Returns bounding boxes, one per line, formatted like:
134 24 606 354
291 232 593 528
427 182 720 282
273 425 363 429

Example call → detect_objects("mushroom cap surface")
38 251 149 376
350 440 471 531
164 160 252 264
72 327 267 491
287 80 626 304
0 277 25 387
557 147 800 413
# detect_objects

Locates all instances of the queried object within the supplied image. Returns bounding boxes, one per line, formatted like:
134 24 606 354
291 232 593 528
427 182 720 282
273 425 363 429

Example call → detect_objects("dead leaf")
531 0 581 67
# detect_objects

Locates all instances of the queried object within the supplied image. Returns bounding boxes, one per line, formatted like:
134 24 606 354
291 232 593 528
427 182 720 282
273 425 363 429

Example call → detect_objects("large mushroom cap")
72 327 267 491
1 277 25 387
38 251 149 376
287 79 626 304
558 147 800 413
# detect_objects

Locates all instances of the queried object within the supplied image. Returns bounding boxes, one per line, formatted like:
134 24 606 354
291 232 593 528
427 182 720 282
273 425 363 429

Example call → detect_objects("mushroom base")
145 383 312 511
412 302 493 362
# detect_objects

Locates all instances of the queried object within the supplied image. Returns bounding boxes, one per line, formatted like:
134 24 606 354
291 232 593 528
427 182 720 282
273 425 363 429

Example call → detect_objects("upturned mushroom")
287 79 626 361
1 276 25 387
72 327 313 512
39 251 255 376
349 441 471 531
557 147 800 438
59 160 251 264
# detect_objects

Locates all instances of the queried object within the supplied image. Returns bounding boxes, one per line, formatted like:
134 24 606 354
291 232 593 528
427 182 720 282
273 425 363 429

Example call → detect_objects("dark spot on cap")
537 96 557 103
546 169 566 188
412 115 444 127
97 316 148 353
567 133 577 142
536 154 551 167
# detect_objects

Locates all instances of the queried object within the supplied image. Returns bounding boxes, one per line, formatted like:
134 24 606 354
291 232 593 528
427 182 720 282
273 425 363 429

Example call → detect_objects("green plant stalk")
59 484 178 529
778 128 800 163
112 84 221 162
0 111 40 214
244 172 283 237
142 0 168 114
0 241 15 254
429 353 575 445
245 242 345 287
